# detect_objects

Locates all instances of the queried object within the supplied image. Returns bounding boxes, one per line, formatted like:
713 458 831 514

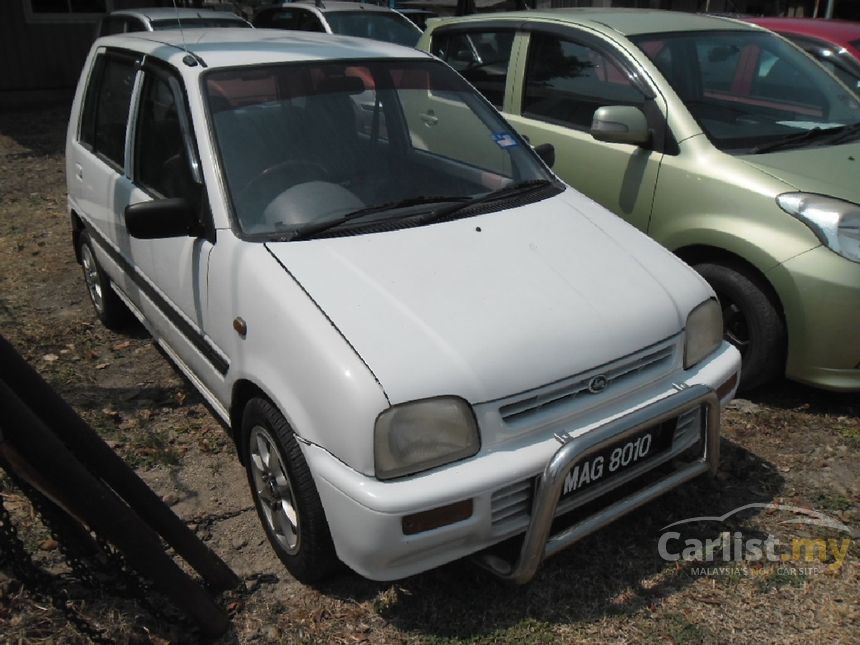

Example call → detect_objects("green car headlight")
374 397 480 480
684 299 723 369
777 193 860 263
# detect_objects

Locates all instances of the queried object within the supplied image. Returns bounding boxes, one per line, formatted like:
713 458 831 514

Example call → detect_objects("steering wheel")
236 160 332 214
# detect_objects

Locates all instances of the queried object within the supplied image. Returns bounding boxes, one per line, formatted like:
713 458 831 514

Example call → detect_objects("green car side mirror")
590 105 651 147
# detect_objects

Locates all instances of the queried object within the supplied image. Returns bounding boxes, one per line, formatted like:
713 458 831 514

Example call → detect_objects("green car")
418 9 860 392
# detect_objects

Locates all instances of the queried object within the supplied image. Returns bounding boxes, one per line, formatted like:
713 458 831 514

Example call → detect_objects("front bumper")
767 246 860 392
304 343 739 581
475 383 718 583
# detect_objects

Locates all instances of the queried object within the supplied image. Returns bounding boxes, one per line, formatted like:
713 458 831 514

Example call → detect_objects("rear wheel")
242 397 339 583
78 230 129 330
694 262 785 391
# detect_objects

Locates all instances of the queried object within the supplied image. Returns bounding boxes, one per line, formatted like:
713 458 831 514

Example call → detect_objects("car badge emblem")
587 375 608 394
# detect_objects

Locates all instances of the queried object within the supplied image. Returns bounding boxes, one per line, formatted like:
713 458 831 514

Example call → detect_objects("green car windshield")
632 30 860 152
205 59 553 238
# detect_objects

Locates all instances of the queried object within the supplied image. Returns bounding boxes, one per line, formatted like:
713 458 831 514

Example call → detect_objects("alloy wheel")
248 425 300 554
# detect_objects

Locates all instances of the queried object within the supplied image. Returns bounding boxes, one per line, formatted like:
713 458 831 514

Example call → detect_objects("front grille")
498 337 677 428
490 479 533 529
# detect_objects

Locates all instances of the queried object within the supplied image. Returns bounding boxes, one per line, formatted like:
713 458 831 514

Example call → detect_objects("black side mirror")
534 142 555 168
125 198 197 239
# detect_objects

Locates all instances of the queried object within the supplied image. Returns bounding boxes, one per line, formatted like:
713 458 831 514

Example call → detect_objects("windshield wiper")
827 122 860 145
288 195 469 241
416 179 553 227
752 126 843 154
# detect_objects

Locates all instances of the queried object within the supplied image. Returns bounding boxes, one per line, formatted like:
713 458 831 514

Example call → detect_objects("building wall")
0 0 172 99
0 3 98 94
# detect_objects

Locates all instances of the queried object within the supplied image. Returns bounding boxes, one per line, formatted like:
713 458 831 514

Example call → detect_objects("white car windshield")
632 30 860 152
150 17 250 29
205 59 555 238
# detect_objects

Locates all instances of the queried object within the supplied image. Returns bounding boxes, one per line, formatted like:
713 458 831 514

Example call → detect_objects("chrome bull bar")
475 384 720 584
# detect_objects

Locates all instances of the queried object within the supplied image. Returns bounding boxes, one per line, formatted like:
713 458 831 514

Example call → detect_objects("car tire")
694 262 785 391
242 397 339 583
78 230 129 330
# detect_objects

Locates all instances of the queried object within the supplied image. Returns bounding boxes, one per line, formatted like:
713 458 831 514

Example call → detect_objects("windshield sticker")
493 132 519 148
777 120 845 130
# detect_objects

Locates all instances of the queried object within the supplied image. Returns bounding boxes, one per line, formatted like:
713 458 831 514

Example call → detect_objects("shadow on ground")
0 104 69 157
745 378 858 418
314 438 783 640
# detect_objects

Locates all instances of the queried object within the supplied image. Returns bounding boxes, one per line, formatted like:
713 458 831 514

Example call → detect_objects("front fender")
211 236 389 477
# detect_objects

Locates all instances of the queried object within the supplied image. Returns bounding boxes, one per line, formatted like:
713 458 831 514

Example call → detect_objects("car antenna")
172 0 187 47
171 0 206 67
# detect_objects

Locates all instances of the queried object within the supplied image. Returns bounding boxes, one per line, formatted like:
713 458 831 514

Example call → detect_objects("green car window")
522 32 646 130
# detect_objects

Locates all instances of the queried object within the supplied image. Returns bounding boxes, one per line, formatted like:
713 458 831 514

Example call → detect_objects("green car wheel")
695 263 785 391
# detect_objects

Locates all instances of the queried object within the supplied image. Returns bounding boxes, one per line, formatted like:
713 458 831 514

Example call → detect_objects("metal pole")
825 0 835 18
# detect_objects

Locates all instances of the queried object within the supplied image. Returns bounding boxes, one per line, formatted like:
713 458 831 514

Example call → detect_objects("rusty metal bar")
0 333 238 593
0 378 230 636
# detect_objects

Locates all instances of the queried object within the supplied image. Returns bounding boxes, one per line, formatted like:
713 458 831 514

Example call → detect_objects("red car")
743 17 860 94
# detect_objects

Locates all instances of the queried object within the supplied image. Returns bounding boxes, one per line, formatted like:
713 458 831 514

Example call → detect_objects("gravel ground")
0 104 857 644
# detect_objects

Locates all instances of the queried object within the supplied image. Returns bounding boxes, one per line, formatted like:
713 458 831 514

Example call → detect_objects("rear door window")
296 9 325 32
431 29 515 108
80 52 138 171
254 8 302 30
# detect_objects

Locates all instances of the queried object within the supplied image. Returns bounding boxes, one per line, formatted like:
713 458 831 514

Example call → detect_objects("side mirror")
125 198 197 239
590 105 651 147
534 142 555 168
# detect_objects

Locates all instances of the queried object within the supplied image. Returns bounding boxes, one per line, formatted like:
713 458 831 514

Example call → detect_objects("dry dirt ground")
0 105 858 644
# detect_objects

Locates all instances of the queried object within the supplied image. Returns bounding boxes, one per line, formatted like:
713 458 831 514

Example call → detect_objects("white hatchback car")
66 29 740 583
252 0 421 47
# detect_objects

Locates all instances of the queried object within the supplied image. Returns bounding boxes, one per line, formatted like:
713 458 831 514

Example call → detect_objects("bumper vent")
490 479 533 530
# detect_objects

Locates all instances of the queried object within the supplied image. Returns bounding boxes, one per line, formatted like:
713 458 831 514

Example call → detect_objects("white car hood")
266 190 708 405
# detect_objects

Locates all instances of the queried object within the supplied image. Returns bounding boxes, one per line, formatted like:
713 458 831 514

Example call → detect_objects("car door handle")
420 110 438 127
75 163 83 181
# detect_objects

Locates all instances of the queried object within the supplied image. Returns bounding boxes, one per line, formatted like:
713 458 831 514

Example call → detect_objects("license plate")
561 422 673 498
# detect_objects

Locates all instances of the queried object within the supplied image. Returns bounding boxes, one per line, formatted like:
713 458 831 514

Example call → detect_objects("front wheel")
242 397 339 583
694 262 785 391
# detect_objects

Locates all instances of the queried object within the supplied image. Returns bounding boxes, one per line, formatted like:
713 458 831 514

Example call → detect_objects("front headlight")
684 299 723 369
777 193 860 263
374 396 480 480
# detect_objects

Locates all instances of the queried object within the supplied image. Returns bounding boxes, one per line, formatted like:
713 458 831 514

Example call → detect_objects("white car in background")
253 0 421 46
97 7 251 36
66 28 740 584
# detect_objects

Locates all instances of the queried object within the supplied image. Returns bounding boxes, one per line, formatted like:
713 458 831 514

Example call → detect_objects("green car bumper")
768 246 860 391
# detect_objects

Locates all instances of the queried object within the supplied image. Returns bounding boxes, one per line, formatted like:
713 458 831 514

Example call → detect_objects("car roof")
94 28 428 69
433 8 760 37
109 7 246 21
270 1 404 14
743 17 860 46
